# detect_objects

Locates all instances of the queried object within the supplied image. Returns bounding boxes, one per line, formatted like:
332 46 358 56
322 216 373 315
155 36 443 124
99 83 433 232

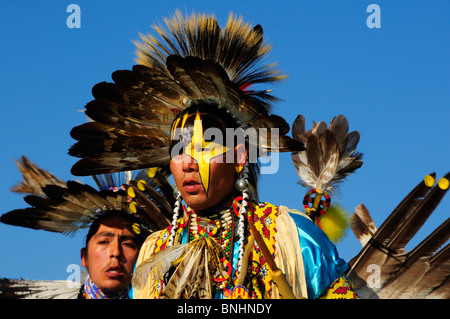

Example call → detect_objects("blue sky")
0 1 448 281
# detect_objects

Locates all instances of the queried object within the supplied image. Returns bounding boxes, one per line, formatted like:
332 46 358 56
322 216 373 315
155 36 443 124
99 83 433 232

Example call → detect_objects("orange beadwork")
303 188 331 229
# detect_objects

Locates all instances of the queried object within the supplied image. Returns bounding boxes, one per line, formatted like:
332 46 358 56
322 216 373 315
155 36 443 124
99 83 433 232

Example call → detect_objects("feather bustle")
2 159 173 236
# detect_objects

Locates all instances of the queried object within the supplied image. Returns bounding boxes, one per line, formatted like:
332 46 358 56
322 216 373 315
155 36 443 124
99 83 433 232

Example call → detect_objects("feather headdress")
347 172 450 299
68 10 304 177
291 114 363 242
67 12 306 299
1 156 173 235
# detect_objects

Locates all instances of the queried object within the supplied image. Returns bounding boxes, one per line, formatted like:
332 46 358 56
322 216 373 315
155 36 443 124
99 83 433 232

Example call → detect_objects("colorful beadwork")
146 197 357 299
149 199 281 299
84 275 130 299
303 188 331 229
319 275 359 299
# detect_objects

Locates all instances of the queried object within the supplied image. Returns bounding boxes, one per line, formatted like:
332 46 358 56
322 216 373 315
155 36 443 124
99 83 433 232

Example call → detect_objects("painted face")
170 111 243 211
81 216 140 295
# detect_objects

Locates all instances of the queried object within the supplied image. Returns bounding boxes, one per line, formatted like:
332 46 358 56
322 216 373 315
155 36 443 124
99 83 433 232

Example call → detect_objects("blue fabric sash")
289 212 348 299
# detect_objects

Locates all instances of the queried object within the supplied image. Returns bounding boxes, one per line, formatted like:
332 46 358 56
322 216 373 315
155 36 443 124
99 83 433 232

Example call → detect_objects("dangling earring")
168 191 182 247
235 165 248 192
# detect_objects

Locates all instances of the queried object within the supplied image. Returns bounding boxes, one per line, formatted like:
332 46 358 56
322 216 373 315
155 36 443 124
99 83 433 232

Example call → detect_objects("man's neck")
193 191 240 218
84 275 130 299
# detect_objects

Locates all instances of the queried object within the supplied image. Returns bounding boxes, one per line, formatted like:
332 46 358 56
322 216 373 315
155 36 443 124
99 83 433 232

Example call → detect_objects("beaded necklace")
83 275 130 299
188 209 235 258
186 199 242 292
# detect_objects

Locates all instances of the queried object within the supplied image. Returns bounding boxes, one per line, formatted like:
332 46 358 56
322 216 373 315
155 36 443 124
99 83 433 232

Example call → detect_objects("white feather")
132 243 191 289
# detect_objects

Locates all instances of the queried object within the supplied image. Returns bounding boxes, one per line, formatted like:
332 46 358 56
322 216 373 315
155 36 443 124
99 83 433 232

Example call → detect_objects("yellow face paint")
171 111 230 195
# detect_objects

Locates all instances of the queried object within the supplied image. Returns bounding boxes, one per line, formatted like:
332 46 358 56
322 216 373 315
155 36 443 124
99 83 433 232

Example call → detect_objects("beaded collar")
80 275 130 299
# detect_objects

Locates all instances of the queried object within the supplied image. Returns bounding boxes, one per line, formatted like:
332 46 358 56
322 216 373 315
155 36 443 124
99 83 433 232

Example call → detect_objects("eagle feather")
347 172 450 299
291 114 363 193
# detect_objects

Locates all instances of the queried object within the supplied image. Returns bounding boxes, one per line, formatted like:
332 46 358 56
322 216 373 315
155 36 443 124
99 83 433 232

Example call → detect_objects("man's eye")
198 146 210 152
123 242 137 249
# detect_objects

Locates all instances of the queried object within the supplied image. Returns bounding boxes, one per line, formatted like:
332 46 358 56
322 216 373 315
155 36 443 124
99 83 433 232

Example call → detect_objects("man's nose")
109 240 121 259
181 154 198 173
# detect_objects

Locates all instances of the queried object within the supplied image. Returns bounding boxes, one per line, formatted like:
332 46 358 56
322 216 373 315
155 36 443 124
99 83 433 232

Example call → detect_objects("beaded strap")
168 191 182 247
236 162 250 275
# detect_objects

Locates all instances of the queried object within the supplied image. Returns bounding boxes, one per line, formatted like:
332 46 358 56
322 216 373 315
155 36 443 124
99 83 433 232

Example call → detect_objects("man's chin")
182 194 208 210
99 278 130 294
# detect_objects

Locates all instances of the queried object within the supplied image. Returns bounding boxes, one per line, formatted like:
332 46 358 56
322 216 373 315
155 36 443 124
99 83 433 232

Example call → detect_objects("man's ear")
234 143 247 172
81 248 87 268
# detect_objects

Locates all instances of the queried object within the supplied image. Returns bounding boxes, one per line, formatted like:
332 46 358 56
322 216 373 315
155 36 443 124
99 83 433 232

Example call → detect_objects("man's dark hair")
84 210 148 249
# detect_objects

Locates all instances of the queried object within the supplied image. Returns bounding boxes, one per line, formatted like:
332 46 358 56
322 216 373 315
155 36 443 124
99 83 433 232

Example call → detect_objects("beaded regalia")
64 10 449 299
65 10 362 299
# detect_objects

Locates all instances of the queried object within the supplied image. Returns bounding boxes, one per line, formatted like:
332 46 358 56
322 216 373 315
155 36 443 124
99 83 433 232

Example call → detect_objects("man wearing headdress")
131 102 357 299
67 11 359 299
1 157 172 299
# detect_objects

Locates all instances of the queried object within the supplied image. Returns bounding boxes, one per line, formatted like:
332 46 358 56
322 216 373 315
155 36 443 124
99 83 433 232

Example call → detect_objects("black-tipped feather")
1 157 174 236
69 11 302 177
291 114 363 193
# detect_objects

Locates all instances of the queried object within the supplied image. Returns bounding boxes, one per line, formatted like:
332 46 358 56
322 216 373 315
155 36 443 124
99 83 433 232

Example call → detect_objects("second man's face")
81 216 140 295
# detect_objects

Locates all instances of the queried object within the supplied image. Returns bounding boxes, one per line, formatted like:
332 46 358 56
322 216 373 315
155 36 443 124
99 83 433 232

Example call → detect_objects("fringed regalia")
64 10 449 299
133 195 357 299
